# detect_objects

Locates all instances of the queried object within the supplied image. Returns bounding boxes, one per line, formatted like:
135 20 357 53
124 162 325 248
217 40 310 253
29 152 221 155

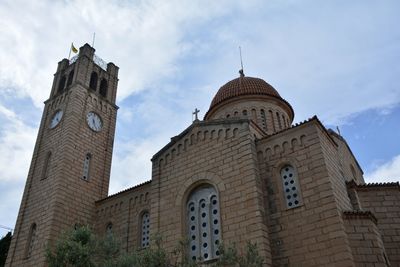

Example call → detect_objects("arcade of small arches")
220 107 291 133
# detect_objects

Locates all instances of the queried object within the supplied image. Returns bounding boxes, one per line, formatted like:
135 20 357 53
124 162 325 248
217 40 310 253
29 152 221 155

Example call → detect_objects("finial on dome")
239 46 245 77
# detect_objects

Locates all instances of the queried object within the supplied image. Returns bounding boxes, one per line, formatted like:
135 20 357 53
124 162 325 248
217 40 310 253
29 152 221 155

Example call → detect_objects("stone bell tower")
6 44 119 267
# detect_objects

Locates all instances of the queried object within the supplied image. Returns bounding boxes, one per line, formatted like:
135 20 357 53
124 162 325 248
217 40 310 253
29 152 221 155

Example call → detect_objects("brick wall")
256 119 355 266
95 181 151 252
356 183 400 265
343 211 389 266
150 119 272 265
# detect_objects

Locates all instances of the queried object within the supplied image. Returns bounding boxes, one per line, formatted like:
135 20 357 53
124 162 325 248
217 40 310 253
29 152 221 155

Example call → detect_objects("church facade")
6 44 400 266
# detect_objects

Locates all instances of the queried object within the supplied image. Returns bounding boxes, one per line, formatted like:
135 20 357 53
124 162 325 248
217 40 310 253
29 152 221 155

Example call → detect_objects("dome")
205 75 294 121
209 76 281 110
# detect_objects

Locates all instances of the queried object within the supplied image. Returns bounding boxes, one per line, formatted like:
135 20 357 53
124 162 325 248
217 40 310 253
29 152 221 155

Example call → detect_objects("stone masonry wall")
95 182 151 252
356 184 400 265
343 211 389 266
150 119 272 265
256 119 355 266
329 132 364 184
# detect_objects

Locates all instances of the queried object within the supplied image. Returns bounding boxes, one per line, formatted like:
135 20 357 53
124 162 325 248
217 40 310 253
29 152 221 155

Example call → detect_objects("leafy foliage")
46 226 263 267
0 232 12 267
215 242 264 267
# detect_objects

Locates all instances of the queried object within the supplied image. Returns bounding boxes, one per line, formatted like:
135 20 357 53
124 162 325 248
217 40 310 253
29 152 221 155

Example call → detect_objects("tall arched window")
281 114 287 128
89 72 98 91
106 222 113 236
268 110 275 132
25 223 37 258
251 109 257 122
82 153 91 180
41 151 52 180
141 212 150 248
276 112 282 130
58 75 66 93
99 78 108 97
280 165 302 209
187 185 221 262
66 70 74 87
260 109 267 131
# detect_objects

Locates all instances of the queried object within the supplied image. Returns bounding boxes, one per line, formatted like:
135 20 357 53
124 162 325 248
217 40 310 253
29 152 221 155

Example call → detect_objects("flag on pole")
71 43 78 53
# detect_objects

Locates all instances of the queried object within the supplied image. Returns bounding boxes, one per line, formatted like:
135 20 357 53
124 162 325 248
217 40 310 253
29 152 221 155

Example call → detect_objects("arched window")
251 109 257 122
242 110 247 116
276 112 282 130
58 75 66 93
66 70 74 87
260 109 267 131
141 212 150 248
281 114 287 128
99 78 108 97
41 151 52 180
268 110 275 132
89 72 98 91
25 223 37 258
82 153 91 180
280 165 302 209
187 185 221 262
106 222 113 236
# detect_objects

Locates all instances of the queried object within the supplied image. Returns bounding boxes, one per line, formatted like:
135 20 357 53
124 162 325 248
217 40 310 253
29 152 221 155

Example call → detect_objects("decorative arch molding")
175 171 226 207
272 156 302 174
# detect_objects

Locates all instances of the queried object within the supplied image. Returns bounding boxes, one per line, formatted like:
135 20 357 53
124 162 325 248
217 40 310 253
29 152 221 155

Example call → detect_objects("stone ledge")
346 180 399 190
96 180 151 203
343 210 378 225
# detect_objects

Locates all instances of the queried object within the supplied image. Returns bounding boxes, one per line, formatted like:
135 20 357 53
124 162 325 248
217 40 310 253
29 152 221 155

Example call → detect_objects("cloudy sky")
0 0 399 236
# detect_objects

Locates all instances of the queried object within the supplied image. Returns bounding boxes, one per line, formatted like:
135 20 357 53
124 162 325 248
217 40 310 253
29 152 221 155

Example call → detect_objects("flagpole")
92 33 96 48
68 43 72 60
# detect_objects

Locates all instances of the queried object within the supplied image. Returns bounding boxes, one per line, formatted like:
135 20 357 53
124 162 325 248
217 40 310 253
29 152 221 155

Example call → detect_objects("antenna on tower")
239 46 245 77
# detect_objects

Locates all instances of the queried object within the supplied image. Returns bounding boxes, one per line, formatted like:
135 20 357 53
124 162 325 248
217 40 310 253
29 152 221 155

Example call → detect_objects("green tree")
46 226 263 267
0 232 12 267
215 242 264 267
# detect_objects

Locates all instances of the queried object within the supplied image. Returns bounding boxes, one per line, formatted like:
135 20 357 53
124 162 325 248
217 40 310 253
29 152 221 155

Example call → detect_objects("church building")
5 44 400 266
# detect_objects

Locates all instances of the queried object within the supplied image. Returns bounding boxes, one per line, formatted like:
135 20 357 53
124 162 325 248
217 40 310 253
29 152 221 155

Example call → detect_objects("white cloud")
0 103 36 235
0 0 249 106
0 104 36 182
365 155 400 183
0 0 399 235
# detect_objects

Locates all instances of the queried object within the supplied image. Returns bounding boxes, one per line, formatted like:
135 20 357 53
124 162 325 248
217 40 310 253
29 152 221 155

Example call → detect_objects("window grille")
280 165 302 209
261 109 267 131
82 153 91 180
187 186 221 262
141 212 150 248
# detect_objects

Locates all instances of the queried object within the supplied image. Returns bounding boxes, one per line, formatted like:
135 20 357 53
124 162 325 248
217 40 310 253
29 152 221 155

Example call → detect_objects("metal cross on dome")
192 108 200 122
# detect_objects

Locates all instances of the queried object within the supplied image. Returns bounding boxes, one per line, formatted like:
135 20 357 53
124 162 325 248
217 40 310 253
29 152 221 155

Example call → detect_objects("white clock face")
50 110 63 129
86 112 102 132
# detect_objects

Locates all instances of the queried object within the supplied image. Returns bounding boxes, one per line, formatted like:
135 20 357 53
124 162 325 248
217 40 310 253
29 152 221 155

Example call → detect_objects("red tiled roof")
209 76 281 110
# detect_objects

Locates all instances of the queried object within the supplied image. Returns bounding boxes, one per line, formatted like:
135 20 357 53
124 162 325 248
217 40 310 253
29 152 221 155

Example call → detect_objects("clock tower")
6 44 119 267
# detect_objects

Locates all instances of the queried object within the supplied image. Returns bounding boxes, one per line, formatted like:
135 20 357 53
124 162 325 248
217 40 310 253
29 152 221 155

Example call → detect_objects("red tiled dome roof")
205 75 294 120
209 76 281 110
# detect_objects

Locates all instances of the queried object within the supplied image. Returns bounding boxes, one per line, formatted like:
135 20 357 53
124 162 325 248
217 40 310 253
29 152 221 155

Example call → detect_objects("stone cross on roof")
192 108 200 122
